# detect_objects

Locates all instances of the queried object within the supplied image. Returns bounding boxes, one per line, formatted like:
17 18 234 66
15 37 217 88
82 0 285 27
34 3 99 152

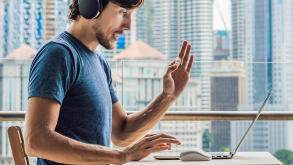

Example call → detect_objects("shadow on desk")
126 152 282 165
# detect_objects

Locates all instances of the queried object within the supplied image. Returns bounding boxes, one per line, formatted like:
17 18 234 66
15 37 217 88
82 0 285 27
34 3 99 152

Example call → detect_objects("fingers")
179 41 188 59
168 58 181 66
186 55 194 73
181 44 191 67
147 138 181 147
142 133 181 151
126 133 181 161
144 133 178 142
177 41 193 71
156 143 171 150
166 63 179 75
166 58 181 75
144 138 180 154
167 143 171 150
146 145 170 153
145 134 157 137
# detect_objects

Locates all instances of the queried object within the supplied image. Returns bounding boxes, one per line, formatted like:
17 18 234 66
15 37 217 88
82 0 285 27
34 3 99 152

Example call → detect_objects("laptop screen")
232 91 272 156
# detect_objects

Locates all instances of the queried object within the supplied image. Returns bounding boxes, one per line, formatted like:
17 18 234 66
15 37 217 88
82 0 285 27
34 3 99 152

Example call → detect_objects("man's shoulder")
37 32 77 55
36 41 72 60
30 40 79 74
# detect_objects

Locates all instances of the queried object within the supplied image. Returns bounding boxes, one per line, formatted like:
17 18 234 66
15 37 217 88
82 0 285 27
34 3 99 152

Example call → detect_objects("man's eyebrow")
118 8 127 12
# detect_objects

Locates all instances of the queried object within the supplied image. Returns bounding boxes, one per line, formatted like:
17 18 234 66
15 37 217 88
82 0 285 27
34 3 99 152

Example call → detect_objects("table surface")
125 152 282 165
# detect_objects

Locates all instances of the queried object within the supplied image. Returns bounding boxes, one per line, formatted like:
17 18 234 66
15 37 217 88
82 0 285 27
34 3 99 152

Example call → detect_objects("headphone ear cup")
78 0 101 19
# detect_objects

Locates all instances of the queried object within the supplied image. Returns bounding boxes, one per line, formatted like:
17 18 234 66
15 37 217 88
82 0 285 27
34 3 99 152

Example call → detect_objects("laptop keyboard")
208 152 231 158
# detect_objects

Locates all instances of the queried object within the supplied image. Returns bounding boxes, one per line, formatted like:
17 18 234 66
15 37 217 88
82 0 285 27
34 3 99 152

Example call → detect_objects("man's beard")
93 24 115 50
96 30 114 50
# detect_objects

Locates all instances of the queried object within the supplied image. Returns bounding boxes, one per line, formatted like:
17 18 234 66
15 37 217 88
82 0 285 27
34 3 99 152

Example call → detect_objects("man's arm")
25 97 181 164
112 41 194 147
25 97 122 165
111 94 176 147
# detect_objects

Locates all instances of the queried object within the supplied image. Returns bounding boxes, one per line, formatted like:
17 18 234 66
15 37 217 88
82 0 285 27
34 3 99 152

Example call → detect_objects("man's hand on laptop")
121 133 181 162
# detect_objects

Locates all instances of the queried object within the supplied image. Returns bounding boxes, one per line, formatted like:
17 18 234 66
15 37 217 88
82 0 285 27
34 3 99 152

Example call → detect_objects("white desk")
126 152 282 165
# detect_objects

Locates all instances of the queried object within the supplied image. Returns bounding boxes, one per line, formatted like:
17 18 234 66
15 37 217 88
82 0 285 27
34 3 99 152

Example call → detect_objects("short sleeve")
102 58 119 104
109 75 119 104
28 42 75 104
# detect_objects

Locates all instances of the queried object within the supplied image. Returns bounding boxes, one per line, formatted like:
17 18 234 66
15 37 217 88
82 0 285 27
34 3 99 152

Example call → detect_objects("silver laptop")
209 91 272 159
154 91 272 160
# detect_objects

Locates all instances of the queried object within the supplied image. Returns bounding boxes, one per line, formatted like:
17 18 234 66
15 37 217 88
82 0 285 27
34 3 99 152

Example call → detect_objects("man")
24 0 194 164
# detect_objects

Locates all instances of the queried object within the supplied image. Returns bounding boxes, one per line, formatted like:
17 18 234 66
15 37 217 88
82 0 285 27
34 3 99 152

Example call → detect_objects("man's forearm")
25 129 124 165
119 92 177 144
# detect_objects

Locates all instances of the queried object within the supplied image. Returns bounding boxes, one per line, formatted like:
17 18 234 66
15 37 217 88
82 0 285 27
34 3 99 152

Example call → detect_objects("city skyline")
0 0 293 164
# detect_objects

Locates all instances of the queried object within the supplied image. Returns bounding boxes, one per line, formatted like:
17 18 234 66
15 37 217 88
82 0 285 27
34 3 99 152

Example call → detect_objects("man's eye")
123 12 128 17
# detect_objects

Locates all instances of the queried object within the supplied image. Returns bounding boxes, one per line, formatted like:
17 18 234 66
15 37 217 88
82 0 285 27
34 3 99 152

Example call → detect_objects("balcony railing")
1 111 293 121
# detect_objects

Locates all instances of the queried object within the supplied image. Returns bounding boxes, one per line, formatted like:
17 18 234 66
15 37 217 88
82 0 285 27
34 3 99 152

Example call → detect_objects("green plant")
274 149 293 165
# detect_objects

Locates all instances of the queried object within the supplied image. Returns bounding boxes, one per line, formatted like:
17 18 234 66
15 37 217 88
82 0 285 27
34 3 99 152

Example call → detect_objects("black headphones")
78 0 105 19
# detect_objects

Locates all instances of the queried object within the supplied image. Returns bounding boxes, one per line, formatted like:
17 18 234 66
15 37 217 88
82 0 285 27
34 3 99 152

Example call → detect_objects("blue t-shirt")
28 31 119 165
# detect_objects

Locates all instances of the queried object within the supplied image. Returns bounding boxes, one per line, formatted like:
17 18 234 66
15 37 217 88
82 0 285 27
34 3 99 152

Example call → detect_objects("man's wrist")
160 91 177 102
117 148 129 164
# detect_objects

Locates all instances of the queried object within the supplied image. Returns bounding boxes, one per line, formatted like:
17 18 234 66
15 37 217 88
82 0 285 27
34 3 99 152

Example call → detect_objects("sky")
213 0 231 30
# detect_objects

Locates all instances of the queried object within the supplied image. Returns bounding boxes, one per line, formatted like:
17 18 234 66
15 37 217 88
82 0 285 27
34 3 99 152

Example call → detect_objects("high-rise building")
231 0 293 153
231 0 245 61
244 0 273 153
136 0 213 111
56 0 71 38
0 1 3 58
210 61 245 151
44 0 57 41
136 2 153 46
44 0 70 42
246 0 272 104
0 0 70 58
271 0 293 107
213 30 230 60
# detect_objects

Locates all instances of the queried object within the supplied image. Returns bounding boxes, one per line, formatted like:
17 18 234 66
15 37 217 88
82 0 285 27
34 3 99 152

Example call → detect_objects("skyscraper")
271 0 293 106
44 0 70 42
136 0 213 111
231 0 293 153
213 30 230 60
0 1 4 58
44 0 56 42
210 61 246 151
266 0 293 152
0 0 70 58
231 0 245 60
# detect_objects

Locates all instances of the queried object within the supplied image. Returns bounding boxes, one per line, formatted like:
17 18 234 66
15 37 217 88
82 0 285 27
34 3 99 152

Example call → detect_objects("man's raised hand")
163 41 194 98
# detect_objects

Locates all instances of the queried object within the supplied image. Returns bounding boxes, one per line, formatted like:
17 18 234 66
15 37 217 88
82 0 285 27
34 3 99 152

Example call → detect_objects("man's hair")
68 0 144 21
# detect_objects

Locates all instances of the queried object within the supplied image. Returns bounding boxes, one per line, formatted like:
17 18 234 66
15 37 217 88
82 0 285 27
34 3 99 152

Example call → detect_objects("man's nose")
123 16 131 30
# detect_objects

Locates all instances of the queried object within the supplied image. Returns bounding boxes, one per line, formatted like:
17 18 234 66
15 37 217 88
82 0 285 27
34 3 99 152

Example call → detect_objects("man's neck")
67 21 99 52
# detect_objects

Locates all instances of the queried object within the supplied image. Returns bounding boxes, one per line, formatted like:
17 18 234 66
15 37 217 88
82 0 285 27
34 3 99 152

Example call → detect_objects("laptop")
154 91 272 160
